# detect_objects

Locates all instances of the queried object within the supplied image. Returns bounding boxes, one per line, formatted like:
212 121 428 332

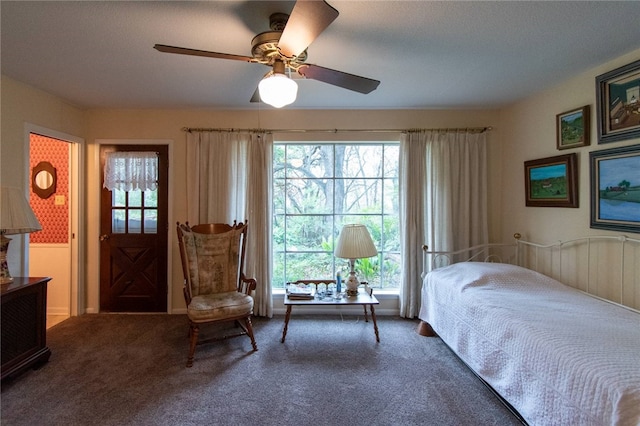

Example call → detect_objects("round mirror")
32 161 57 199
35 170 54 190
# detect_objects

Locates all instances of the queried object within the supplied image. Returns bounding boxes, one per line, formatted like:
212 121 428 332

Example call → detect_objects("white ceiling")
2 1 640 110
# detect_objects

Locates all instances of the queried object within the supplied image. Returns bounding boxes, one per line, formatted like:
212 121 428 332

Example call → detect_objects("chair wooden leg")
245 316 258 351
187 323 199 367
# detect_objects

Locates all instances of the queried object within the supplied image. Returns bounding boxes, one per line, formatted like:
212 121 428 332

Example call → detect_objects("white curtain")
185 131 273 317
103 151 158 191
399 130 488 318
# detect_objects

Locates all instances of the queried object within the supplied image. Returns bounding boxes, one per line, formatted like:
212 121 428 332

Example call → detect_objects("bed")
418 234 640 426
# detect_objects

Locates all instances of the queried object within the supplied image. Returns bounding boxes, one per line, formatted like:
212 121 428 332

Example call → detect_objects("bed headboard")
423 234 640 312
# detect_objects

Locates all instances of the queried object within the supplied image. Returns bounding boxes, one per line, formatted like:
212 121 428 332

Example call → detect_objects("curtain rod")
181 126 492 134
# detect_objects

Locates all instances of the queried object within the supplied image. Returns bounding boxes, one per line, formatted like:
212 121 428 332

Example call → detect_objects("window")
273 142 400 290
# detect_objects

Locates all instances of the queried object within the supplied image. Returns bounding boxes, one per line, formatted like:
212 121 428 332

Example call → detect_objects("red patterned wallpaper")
29 134 69 244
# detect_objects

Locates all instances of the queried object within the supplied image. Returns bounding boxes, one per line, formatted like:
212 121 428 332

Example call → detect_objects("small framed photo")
556 105 590 150
590 144 640 233
524 153 578 208
596 59 640 144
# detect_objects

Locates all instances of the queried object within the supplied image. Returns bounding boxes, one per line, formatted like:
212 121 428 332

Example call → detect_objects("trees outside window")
273 142 400 289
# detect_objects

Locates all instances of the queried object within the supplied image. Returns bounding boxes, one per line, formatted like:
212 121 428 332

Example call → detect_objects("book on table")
286 283 315 300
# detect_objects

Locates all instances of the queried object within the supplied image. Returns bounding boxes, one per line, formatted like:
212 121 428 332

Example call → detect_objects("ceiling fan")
154 0 380 108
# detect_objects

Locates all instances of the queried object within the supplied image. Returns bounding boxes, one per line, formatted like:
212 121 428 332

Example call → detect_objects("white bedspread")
418 262 640 426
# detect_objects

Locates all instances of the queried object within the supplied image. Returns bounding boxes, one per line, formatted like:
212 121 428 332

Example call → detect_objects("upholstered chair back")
178 223 246 299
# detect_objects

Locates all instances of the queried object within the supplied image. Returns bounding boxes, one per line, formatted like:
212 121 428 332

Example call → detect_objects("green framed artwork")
524 153 578 207
556 105 590 150
590 144 640 233
596 59 640 144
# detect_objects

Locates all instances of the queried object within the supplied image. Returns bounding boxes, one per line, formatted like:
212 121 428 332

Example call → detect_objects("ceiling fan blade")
250 86 261 103
278 0 339 59
154 44 255 62
298 64 380 94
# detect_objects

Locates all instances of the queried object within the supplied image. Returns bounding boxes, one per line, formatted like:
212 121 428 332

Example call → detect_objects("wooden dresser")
1 277 52 381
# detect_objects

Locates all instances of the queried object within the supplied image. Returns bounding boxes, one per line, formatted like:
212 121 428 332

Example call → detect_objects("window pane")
381 252 401 289
112 189 126 207
272 252 285 289
128 209 141 234
339 145 382 178
144 209 157 233
128 190 142 207
286 145 334 178
112 209 125 233
383 178 399 213
341 179 382 214
273 145 286 179
273 180 286 215
284 215 333 252
144 190 157 207
384 145 399 177
286 179 333 214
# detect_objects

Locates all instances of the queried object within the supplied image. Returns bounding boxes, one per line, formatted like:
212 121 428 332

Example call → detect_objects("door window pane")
128 210 141 234
112 209 125 233
144 209 157 233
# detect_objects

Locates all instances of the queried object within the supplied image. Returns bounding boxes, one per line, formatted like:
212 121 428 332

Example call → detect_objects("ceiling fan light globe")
258 74 298 108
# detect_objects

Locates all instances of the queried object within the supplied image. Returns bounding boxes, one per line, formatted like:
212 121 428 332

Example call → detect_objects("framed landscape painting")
524 153 578 207
590 144 640 233
556 105 590 150
596 59 640 144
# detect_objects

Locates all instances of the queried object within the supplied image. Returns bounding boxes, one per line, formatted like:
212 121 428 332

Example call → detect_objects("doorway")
26 125 85 325
99 144 169 312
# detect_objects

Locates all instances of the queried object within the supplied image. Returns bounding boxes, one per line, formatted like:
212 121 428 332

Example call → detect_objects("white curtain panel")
399 130 488 318
185 131 273 317
103 151 158 191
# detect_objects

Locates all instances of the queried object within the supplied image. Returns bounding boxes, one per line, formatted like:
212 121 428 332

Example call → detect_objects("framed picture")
556 105 590 150
596 59 640 144
590 144 640 233
524 153 578 207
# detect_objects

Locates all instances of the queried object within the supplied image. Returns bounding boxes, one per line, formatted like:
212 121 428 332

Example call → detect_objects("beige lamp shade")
1 186 42 234
334 224 377 260
1 187 42 284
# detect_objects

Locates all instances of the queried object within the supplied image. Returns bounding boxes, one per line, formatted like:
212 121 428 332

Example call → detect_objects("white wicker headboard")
423 234 640 312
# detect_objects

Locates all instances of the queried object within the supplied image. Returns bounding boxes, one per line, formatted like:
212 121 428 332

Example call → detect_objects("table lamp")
1 187 42 284
334 224 377 296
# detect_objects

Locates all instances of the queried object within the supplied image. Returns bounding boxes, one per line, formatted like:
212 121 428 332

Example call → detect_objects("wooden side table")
281 288 380 343
1 277 52 381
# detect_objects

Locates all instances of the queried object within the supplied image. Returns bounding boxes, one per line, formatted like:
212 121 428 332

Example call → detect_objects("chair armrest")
239 274 257 295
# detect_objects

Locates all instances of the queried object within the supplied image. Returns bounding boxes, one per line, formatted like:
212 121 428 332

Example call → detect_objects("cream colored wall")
0 76 85 278
498 48 640 244
5 43 639 315
85 108 502 313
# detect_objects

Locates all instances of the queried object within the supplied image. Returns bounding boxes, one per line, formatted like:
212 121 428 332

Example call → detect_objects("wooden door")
99 145 168 312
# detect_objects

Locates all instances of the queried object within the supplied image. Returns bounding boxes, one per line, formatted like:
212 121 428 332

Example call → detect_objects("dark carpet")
1 314 521 426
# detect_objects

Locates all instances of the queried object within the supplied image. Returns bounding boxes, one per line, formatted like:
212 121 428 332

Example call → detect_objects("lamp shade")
258 73 298 108
0 186 42 235
335 224 377 259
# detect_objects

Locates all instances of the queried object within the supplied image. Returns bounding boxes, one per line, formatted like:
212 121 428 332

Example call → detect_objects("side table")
281 287 380 343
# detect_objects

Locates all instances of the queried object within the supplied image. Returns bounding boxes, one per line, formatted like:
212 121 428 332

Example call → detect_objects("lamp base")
1 234 13 284
345 273 360 297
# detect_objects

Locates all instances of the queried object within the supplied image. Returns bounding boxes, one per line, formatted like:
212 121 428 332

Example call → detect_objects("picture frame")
590 144 640 233
524 153 578 207
596 59 640 144
556 105 590 150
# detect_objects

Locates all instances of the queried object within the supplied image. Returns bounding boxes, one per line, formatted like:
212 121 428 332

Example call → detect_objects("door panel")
99 145 168 312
